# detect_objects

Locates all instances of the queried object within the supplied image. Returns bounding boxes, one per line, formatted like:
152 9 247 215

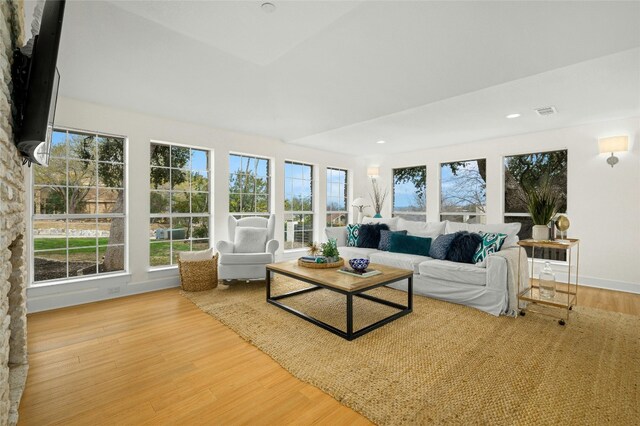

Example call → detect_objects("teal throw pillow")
389 233 432 257
346 224 360 247
473 232 507 264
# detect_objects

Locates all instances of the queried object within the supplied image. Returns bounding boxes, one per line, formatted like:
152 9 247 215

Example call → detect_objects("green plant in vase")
525 182 560 240
320 238 340 263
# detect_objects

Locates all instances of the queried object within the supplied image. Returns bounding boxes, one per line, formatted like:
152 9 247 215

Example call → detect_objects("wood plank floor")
18 285 640 425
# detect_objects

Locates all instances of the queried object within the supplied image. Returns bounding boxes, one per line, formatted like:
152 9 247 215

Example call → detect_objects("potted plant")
320 238 340 263
525 183 560 240
369 179 388 218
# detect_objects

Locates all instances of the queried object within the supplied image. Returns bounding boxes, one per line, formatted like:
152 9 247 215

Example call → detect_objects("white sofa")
325 217 521 316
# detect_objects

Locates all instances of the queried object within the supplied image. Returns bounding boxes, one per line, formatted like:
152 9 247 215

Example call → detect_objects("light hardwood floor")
19 285 640 425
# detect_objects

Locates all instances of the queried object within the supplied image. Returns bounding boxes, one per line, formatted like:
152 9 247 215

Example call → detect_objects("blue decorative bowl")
349 258 369 272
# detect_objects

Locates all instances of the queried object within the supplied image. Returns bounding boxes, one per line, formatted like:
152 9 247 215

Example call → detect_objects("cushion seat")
369 252 431 274
418 259 487 286
219 253 273 265
337 246 380 260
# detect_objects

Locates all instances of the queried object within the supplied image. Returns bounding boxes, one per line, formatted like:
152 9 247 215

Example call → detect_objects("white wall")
26 97 367 312
362 117 640 293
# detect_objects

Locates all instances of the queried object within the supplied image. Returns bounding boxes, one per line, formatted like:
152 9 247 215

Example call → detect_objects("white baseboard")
576 275 640 294
27 274 180 313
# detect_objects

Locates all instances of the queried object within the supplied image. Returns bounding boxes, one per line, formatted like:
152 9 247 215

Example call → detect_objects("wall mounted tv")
12 0 65 166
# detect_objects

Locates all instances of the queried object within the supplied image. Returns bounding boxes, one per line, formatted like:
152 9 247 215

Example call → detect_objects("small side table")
517 238 580 325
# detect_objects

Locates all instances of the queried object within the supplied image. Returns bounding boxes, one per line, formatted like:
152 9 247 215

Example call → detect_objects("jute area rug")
182 277 639 425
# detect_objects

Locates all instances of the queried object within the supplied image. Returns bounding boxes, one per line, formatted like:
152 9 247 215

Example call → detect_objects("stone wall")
0 1 26 425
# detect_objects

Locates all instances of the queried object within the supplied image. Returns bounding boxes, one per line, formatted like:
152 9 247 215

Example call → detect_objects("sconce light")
598 136 629 167
367 167 380 179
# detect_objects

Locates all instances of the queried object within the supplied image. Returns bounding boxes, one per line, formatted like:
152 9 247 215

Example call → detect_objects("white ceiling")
26 1 640 155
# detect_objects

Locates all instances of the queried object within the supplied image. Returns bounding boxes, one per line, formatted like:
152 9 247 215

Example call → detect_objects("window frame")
149 140 212 269
392 165 427 221
325 167 349 228
228 152 271 219
503 148 568 261
439 158 487 224
284 160 314 251
30 127 128 286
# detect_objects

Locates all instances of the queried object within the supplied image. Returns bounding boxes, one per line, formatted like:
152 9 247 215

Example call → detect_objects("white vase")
532 225 549 241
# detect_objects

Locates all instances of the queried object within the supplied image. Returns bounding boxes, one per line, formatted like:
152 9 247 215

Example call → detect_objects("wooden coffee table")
266 260 413 341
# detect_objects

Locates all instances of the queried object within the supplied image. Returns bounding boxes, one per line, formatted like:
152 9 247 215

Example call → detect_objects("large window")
284 161 313 250
440 159 487 224
32 129 126 283
229 153 270 218
149 142 210 267
326 167 348 227
392 166 426 221
504 149 568 260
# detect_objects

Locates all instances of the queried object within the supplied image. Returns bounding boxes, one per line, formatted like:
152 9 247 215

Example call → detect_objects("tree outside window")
284 161 313 250
326 168 348 227
440 159 486 224
229 154 270 219
392 166 426 221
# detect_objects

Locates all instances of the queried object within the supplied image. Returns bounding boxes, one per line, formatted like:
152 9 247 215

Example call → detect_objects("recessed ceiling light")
261 2 276 13
506 113 521 119
377 140 386 144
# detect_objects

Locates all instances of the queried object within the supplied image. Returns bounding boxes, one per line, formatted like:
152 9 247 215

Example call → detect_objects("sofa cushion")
445 222 521 248
357 223 389 248
473 232 507 266
325 226 347 247
362 216 400 231
219 252 273 265
346 224 360 247
446 232 483 264
429 233 457 260
418 259 487 286
389 233 432 256
369 251 431 274
338 246 380 260
378 230 408 251
234 227 268 253
396 218 446 238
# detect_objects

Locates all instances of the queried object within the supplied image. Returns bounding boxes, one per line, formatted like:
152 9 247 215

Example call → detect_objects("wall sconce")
598 136 629 167
367 167 380 178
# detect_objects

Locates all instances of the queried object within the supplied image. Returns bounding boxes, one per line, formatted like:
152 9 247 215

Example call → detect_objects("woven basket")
178 254 219 292
298 257 344 269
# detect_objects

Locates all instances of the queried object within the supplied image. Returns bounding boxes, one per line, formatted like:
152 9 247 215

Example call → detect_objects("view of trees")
393 166 426 220
228 154 269 215
284 161 313 249
326 168 348 227
440 159 487 223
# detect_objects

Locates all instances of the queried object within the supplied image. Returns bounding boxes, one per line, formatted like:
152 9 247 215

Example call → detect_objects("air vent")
534 106 557 116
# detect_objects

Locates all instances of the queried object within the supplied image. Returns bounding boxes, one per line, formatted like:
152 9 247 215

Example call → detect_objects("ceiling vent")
534 106 557 116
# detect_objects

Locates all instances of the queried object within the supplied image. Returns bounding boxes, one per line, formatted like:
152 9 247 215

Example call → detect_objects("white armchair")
216 214 279 281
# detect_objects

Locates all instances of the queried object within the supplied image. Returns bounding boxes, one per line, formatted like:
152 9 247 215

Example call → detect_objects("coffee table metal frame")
266 267 413 341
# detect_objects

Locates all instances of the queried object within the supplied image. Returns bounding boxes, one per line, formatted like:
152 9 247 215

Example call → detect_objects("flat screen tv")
12 0 65 166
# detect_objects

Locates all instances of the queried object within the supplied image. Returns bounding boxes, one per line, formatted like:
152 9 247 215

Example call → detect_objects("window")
440 159 487 223
149 142 210 267
326 168 348 227
229 153 270 218
392 166 426 221
504 150 568 260
284 161 313 250
32 129 126 283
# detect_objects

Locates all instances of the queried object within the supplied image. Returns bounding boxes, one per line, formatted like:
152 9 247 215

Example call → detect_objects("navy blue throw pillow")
429 233 457 259
356 223 389 248
378 230 408 251
388 233 432 256
446 231 483 264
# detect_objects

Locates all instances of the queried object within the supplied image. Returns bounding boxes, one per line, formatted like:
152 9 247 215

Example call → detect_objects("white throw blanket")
493 246 529 316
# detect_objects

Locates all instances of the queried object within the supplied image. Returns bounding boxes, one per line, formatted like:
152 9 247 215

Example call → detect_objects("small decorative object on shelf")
348 258 370 272
517 238 580 325
538 261 556 299
554 214 571 241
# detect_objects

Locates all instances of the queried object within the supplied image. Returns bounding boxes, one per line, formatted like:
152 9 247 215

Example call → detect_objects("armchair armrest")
266 239 279 256
216 240 235 254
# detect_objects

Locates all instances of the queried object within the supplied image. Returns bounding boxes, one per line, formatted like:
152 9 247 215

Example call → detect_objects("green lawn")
34 237 111 251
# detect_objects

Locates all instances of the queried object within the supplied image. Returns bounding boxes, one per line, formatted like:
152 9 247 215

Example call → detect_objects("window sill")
148 265 179 273
29 271 131 288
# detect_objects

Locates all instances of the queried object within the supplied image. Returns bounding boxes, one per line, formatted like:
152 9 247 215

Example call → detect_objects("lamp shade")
351 197 369 208
598 136 629 154
367 167 380 178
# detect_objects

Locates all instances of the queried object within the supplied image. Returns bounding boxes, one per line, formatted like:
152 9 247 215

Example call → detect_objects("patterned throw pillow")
378 230 408 251
346 224 360 247
473 232 508 265
429 233 457 260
